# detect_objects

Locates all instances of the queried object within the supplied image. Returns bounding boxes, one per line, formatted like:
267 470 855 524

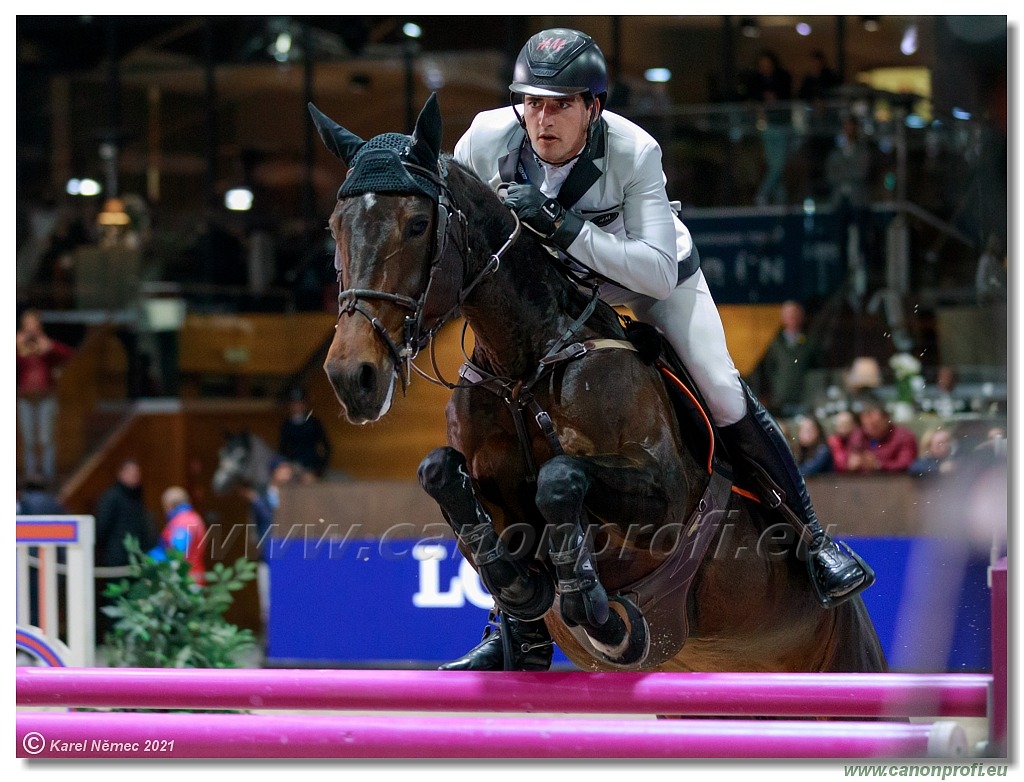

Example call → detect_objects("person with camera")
16 309 74 486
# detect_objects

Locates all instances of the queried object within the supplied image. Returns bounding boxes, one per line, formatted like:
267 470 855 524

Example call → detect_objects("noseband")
335 157 521 392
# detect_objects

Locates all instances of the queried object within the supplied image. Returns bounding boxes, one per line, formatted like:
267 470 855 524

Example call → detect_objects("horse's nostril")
356 363 377 395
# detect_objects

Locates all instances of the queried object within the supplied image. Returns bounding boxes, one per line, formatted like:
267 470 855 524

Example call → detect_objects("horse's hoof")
557 582 609 628
566 595 650 669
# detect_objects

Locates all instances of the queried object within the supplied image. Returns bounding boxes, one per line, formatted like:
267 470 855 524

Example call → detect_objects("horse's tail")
823 595 889 673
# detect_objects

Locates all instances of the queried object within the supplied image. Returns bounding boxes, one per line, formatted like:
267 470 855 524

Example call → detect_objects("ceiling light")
862 16 880 32
97 198 130 226
952 107 972 120
67 178 101 196
644 68 672 83
225 188 254 212
796 23 812 36
402 22 422 39
901 25 919 55
740 18 759 38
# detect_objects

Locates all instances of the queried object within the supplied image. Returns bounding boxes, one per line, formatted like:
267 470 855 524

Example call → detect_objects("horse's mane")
446 156 625 340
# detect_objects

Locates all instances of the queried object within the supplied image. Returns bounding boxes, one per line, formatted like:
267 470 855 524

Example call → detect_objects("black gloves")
502 183 584 250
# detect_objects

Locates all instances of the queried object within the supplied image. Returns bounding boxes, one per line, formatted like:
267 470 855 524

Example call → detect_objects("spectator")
975 234 1006 305
974 426 1008 462
16 476 68 631
743 49 793 206
827 410 859 472
908 428 957 478
798 50 841 104
921 365 969 417
95 459 158 569
844 356 882 396
241 455 295 629
278 388 331 482
17 475 67 515
749 300 823 417
826 116 873 270
794 415 834 476
94 459 158 639
797 50 841 198
846 399 918 473
17 309 75 486
156 486 208 586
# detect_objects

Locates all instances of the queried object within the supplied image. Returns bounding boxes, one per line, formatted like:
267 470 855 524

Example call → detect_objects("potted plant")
101 535 257 668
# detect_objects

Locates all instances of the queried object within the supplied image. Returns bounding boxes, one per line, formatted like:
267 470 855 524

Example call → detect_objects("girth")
458 337 638 481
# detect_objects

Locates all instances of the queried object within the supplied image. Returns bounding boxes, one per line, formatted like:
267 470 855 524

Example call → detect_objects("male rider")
444 28 874 672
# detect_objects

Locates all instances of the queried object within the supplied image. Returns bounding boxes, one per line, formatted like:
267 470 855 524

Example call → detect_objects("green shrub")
102 535 257 668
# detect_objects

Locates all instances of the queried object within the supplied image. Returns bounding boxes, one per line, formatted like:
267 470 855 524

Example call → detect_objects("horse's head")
310 94 468 425
212 431 252 495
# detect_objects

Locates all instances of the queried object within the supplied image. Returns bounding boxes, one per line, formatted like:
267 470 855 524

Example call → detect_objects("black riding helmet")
510 28 608 104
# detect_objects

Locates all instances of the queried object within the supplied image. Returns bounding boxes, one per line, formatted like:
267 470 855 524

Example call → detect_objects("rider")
444 28 874 671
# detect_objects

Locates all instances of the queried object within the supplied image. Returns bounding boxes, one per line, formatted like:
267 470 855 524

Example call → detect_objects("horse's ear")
308 102 364 166
409 93 442 167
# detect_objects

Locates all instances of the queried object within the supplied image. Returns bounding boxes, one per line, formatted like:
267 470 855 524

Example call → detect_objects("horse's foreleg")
535 451 671 666
418 446 554 621
534 456 608 627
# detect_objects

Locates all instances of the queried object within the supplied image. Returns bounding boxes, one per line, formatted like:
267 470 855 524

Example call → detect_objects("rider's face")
523 94 593 164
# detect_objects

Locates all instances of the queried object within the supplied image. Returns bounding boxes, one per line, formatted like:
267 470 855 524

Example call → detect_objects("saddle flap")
615 468 732 667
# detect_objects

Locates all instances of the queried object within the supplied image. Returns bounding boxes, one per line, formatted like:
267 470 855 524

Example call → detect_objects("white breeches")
600 269 747 427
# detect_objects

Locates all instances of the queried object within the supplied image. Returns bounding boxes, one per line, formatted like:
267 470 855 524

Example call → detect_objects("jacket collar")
498 118 607 210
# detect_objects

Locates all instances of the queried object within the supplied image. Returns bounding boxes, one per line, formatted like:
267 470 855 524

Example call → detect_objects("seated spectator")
927 366 970 417
278 388 331 482
846 399 918 473
844 356 882 397
908 428 957 478
794 415 834 475
826 410 859 472
154 486 208 585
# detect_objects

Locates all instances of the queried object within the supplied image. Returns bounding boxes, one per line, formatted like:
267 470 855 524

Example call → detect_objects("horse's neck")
455 177 590 377
462 263 567 377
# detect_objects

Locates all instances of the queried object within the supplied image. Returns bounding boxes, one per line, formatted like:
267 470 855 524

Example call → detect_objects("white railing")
16 515 95 667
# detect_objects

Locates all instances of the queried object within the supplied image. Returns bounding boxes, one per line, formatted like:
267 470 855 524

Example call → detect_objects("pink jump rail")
16 668 990 718
16 712 968 759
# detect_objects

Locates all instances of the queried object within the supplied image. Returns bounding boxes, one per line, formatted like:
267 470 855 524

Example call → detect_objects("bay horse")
311 95 887 673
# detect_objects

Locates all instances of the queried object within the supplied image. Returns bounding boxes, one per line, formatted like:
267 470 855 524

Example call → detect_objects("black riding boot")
720 384 875 607
438 609 553 671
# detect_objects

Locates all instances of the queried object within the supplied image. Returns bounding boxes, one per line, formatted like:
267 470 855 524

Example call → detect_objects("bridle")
334 156 521 393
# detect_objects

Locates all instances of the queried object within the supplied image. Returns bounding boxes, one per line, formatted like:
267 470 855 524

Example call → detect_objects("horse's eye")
409 217 430 237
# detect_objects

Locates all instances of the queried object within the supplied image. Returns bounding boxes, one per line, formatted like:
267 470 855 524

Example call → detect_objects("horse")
310 94 887 673
212 431 281 496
